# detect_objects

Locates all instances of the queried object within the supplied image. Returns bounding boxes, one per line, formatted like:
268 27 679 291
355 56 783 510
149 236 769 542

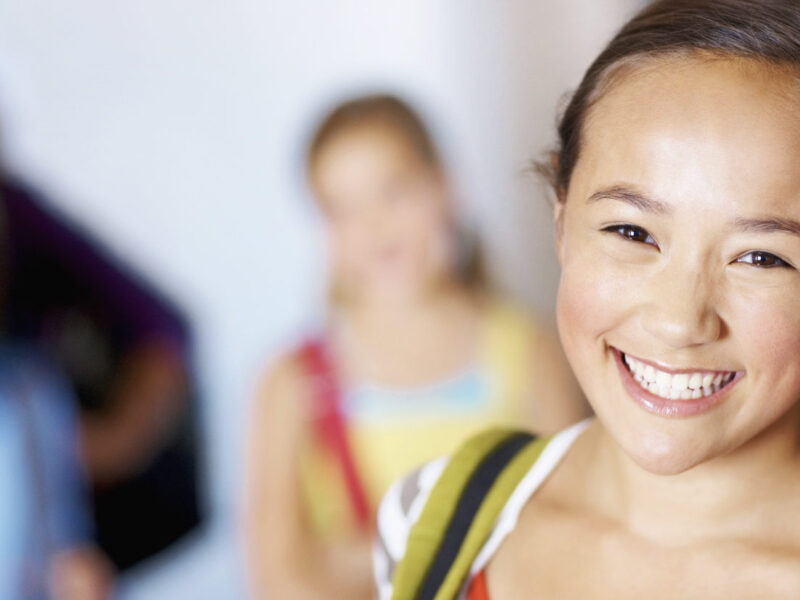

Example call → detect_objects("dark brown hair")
306 93 487 295
541 0 800 198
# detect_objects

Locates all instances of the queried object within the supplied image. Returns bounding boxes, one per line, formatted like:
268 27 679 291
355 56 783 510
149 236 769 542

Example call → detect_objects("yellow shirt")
299 302 538 537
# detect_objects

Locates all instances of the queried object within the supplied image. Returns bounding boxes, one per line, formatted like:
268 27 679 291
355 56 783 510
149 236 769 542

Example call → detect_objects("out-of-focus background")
0 1 641 597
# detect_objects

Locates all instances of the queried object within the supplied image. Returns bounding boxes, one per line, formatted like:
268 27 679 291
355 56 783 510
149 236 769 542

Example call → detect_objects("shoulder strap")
297 338 371 530
391 428 550 600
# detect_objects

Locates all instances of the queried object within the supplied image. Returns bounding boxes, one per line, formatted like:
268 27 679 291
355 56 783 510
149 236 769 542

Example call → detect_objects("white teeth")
655 371 671 389
622 353 735 401
671 373 689 390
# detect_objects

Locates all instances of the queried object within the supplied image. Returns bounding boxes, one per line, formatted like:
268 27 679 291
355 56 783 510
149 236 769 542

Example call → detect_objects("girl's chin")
603 419 722 476
625 447 706 476
365 282 428 301
361 274 449 300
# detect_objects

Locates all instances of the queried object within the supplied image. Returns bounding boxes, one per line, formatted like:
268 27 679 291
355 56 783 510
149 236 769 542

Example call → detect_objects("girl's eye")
602 224 657 246
735 251 791 269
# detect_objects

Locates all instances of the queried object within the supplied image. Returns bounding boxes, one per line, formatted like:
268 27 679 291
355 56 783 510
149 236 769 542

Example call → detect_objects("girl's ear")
553 196 566 266
547 151 572 265
547 152 567 265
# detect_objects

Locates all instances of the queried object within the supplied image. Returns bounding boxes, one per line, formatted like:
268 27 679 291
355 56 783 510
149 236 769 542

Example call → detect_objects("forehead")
573 57 800 216
313 124 421 185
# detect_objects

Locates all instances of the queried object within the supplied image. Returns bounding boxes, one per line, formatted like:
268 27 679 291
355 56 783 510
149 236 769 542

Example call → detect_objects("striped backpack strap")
391 428 551 600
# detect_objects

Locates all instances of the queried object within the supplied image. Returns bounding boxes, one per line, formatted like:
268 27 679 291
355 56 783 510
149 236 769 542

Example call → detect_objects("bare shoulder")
254 351 305 398
244 349 315 507
250 350 312 435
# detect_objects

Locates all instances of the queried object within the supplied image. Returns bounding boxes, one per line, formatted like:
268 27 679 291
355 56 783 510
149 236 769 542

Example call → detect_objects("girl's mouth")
622 353 737 400
612 348 742 417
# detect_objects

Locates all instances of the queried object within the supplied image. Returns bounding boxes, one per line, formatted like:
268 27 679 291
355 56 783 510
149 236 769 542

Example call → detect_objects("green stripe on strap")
390 429 520 599
432 434 549 600
390 429 551 599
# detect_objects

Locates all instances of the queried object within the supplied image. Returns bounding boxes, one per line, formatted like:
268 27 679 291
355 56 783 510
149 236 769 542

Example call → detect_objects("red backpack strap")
297 338 372 530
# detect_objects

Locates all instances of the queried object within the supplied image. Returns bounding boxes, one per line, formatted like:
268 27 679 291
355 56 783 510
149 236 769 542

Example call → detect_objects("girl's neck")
331 282 483 387
586 407 800 546
344 280 476 334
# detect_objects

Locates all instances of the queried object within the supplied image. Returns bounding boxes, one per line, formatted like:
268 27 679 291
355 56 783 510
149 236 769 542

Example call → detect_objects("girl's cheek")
402 204 451 259
558 247 634 345
729 292 800 398
331 227 370 275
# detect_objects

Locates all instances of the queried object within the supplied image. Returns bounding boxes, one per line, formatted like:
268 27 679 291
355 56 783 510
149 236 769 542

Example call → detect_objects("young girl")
244 95 586 598
375 1 800 598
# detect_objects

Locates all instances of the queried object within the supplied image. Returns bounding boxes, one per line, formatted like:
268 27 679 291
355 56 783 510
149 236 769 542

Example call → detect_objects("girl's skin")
245 122 586 599
488 57 800 599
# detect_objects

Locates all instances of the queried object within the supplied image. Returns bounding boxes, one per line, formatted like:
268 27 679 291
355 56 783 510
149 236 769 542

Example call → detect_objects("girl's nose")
639 260 723 349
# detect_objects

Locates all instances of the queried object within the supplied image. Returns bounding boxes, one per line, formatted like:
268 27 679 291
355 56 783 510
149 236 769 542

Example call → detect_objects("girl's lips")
611 347 742 418
620 351 735 377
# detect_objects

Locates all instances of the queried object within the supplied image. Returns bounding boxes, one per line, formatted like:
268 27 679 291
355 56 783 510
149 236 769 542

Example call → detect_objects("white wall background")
0 1 641 597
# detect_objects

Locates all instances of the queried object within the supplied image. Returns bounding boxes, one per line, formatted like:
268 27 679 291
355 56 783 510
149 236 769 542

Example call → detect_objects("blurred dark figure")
0 175 203 571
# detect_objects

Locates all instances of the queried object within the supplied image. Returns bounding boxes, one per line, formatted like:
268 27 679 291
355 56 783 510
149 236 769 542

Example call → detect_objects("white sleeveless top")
373 419 592 599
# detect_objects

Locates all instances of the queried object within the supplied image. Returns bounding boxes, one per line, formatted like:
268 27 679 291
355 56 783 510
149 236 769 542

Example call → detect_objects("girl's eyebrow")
586 185 671 214
587 186 800 237
734 216 800 237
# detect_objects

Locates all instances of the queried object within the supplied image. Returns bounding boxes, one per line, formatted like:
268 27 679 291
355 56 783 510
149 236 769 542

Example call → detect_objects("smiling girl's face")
556 56 800 475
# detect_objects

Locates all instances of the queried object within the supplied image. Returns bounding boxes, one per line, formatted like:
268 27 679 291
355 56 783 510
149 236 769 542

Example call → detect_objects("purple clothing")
1 178 189 411
0 178 202 570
